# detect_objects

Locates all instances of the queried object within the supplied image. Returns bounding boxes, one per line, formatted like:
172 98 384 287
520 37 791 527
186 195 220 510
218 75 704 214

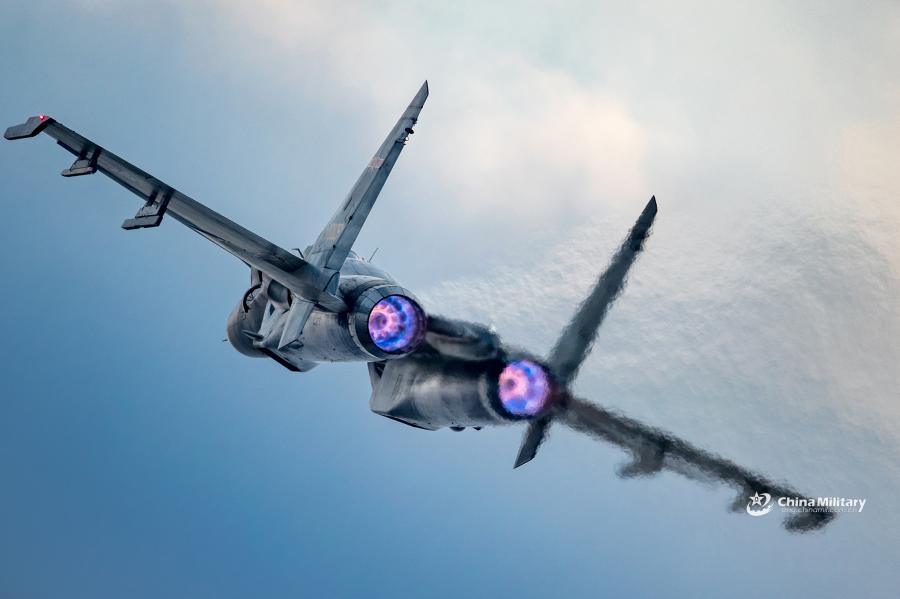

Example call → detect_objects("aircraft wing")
304 81 428 271
4 115 344 312
562 396 835 532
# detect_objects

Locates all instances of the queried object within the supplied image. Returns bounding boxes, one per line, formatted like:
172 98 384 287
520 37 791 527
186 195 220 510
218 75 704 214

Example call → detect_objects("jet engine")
245 276 427 363
348 283 427 358
368 353 555 430
226 275 426 363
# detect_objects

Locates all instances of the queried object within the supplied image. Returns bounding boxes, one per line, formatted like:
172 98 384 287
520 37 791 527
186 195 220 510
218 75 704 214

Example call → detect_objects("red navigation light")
38 115 47 121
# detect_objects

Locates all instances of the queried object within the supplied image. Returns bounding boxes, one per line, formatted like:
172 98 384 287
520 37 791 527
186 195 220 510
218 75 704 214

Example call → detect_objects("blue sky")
2 1 899 597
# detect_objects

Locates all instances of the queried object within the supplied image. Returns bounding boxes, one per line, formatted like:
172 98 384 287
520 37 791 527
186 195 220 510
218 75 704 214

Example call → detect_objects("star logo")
746 492 774 516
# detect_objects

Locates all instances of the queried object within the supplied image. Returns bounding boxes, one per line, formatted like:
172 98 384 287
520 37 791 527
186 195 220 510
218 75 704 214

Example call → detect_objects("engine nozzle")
367 295 426 353
498 360 552 417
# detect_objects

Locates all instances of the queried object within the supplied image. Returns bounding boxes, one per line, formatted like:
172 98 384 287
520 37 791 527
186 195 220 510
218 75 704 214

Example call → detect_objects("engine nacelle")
226 275 427 363
368 352 555 429
346 281 427 359
256 277 427 363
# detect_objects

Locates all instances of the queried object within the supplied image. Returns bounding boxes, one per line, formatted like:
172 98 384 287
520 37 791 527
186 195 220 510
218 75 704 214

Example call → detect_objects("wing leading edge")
5 115 347 311
305 80 428 272
6 81 430 346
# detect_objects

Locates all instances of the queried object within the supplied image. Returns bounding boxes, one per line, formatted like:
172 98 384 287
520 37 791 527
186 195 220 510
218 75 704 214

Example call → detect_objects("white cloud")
60 0 900 534
66 0 900 464
129 0 899 454
836 111 900 276
124 0 654 222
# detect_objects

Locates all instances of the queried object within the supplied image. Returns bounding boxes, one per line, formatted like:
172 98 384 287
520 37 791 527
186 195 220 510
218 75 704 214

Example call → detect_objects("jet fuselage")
226 252 425 371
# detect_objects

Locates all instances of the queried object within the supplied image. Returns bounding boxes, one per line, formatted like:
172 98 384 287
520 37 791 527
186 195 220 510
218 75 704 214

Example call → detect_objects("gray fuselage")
226 252 423 371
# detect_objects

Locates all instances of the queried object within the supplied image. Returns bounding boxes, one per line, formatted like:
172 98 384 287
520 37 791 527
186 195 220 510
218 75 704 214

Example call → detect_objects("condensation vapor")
422 196 837 532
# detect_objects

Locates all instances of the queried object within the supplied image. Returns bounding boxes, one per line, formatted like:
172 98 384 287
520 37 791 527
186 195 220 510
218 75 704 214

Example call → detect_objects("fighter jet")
5 82 833 532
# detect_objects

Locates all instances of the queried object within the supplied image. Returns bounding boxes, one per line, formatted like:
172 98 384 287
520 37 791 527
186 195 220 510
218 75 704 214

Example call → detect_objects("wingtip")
5 115 54 140
408 80 429 110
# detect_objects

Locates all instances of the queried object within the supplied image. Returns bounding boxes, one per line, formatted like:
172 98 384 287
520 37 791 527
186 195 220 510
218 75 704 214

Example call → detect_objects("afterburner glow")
367 295 425 353
498 360 551 417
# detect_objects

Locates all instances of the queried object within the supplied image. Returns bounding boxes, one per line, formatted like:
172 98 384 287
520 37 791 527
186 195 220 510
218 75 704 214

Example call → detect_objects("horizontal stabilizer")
514 416 551 468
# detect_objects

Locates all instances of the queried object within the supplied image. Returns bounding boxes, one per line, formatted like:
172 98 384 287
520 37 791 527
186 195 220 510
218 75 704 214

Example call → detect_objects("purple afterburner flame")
498 360 551 417
367 295 425 353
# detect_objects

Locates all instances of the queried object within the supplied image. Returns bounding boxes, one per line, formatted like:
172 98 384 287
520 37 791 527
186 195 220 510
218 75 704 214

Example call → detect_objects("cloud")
420 188 900 512
64 0 900 475
836 111 900 275
64 2 900 245
154 0 900 449
91 0 653 223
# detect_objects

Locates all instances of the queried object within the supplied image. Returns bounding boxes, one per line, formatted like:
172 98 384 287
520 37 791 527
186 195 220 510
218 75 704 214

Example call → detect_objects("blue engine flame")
367 295 426 353
498 360 551 417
